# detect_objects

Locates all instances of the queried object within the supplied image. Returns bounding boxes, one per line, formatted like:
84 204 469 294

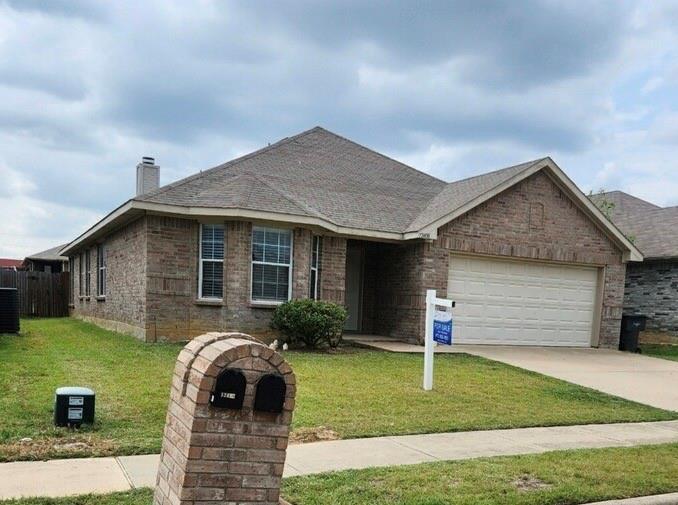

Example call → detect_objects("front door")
344 241 363 331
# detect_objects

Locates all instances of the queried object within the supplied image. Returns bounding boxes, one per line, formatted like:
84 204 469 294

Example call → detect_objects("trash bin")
619 315 647 352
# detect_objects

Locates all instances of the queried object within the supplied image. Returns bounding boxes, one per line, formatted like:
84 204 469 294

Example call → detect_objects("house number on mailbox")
210 368 246 409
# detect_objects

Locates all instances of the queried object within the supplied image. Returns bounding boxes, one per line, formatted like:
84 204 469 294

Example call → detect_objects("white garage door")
447 255 598 347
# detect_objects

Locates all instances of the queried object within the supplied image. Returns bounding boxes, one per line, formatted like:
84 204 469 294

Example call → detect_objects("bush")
271 299 348 349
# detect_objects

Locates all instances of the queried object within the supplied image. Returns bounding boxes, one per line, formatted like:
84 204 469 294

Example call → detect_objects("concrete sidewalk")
1 420 677 500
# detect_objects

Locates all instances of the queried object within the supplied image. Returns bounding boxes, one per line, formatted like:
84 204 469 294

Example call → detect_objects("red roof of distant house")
0 258 24 269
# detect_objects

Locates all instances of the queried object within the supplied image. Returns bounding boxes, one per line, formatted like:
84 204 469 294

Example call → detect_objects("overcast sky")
1 1 677 258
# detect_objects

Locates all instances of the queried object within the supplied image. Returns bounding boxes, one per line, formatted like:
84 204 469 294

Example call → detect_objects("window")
69 258 74 303
85 249 91 297
251 227 292 303
97 244 106 297
78 253 84 297
309 235 322 299
199 224 224 299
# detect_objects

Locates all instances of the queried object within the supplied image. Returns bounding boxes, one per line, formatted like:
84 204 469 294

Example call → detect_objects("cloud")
0 0 676 257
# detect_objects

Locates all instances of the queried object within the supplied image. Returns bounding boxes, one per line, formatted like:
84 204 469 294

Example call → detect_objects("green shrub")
271 299 348 349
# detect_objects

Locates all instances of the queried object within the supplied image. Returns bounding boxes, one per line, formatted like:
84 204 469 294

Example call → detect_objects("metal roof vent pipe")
136 156 160 196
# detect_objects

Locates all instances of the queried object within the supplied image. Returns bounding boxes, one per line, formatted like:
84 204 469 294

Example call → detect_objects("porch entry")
344 241 364 331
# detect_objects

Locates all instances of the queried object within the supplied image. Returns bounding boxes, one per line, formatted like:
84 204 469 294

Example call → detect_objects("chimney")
136 156 160 196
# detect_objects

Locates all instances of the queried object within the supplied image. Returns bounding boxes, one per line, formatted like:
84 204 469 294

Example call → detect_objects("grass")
1 318 676 462
2 444 678 504
641 344 678 362
282 443 678 505
0 490 153 505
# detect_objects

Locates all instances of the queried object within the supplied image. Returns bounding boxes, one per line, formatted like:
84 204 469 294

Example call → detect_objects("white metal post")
423 289 435 391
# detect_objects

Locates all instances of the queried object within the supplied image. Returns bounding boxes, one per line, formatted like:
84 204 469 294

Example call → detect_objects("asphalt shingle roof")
591 191 678 259
137 127 548 235
26 244 68 261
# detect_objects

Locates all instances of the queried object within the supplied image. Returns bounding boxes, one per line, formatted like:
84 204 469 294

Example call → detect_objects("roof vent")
136 157 159 196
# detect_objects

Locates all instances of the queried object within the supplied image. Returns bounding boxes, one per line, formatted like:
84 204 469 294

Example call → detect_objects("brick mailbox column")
154 332 296 505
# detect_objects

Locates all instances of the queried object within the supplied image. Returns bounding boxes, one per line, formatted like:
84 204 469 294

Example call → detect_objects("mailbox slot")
210 368 246 409
254 373 286 413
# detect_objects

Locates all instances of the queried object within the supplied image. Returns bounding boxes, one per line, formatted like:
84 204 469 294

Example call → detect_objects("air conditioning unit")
0 288 19 333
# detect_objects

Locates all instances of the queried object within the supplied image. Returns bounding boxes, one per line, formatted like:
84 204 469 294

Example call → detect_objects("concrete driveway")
455 345 678 412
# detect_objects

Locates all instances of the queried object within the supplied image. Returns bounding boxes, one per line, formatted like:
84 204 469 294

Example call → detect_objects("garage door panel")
448 255 598 347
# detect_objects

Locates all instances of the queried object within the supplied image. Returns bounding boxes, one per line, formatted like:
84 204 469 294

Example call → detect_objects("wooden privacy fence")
0 270 70 317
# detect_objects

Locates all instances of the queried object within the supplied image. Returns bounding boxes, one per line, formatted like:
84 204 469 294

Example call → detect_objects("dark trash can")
619 314 647 352
0 287 20 334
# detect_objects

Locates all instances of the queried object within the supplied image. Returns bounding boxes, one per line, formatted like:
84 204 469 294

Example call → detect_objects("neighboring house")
24 244 69 273
0 259 25 271
61 127 641 347
591 191 678 342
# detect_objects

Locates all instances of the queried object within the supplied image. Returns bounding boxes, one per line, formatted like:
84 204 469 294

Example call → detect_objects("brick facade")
361 171 626 347
71 217 147 338
625 260 678 343
71 217 348 342
71 171 627 347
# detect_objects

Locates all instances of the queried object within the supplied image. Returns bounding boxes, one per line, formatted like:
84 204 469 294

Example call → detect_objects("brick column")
225 221 252 308
599 263 626 348
154 332 296 505
319 236 347 305
292 228 311 299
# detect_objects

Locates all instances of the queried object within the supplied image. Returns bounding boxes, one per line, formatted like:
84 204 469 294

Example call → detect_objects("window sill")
249 300 285 309
95 296 106 302
195 298 223 307
79 296 91 301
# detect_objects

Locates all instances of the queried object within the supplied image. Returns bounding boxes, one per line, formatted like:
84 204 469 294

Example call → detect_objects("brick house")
61 127 641 347
591 191 678 343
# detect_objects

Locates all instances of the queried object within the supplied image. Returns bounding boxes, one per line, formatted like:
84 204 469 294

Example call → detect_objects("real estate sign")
433 310 453 345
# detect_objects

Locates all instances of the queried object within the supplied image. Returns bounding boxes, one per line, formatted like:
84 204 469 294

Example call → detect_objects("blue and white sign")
433 310 453 345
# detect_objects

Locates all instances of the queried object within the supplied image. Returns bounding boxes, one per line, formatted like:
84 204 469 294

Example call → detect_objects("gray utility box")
54 387 95 427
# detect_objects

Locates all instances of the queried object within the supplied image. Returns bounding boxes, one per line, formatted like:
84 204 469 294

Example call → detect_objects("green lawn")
0 318 675 462
2 444 678 505
283 443 678 505
642 344 678 362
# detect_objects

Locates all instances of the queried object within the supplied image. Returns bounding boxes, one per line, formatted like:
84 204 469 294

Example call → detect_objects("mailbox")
210 368 246 409
54 387 95 427
254 373 286 413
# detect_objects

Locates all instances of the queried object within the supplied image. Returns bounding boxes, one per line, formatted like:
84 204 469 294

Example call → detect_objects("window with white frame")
97 244 106 297
85 249 91 297
69 258 74 303
309 235 321 299
199 224 224 299
251 227 292 303
79 253 84 296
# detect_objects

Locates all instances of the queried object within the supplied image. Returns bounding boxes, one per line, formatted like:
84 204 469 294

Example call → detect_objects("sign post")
423 289 455 391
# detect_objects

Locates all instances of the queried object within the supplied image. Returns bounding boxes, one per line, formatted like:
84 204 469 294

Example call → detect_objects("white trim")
96 243 106 298
250 226 293 303
412 158 643 261
198 223 224 301
309 235 321 299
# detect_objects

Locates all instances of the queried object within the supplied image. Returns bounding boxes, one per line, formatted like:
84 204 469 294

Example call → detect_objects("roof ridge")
446 157 549 187
309 126 446 185
135 127 322 201
406 157 548 231
248 173 334 222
